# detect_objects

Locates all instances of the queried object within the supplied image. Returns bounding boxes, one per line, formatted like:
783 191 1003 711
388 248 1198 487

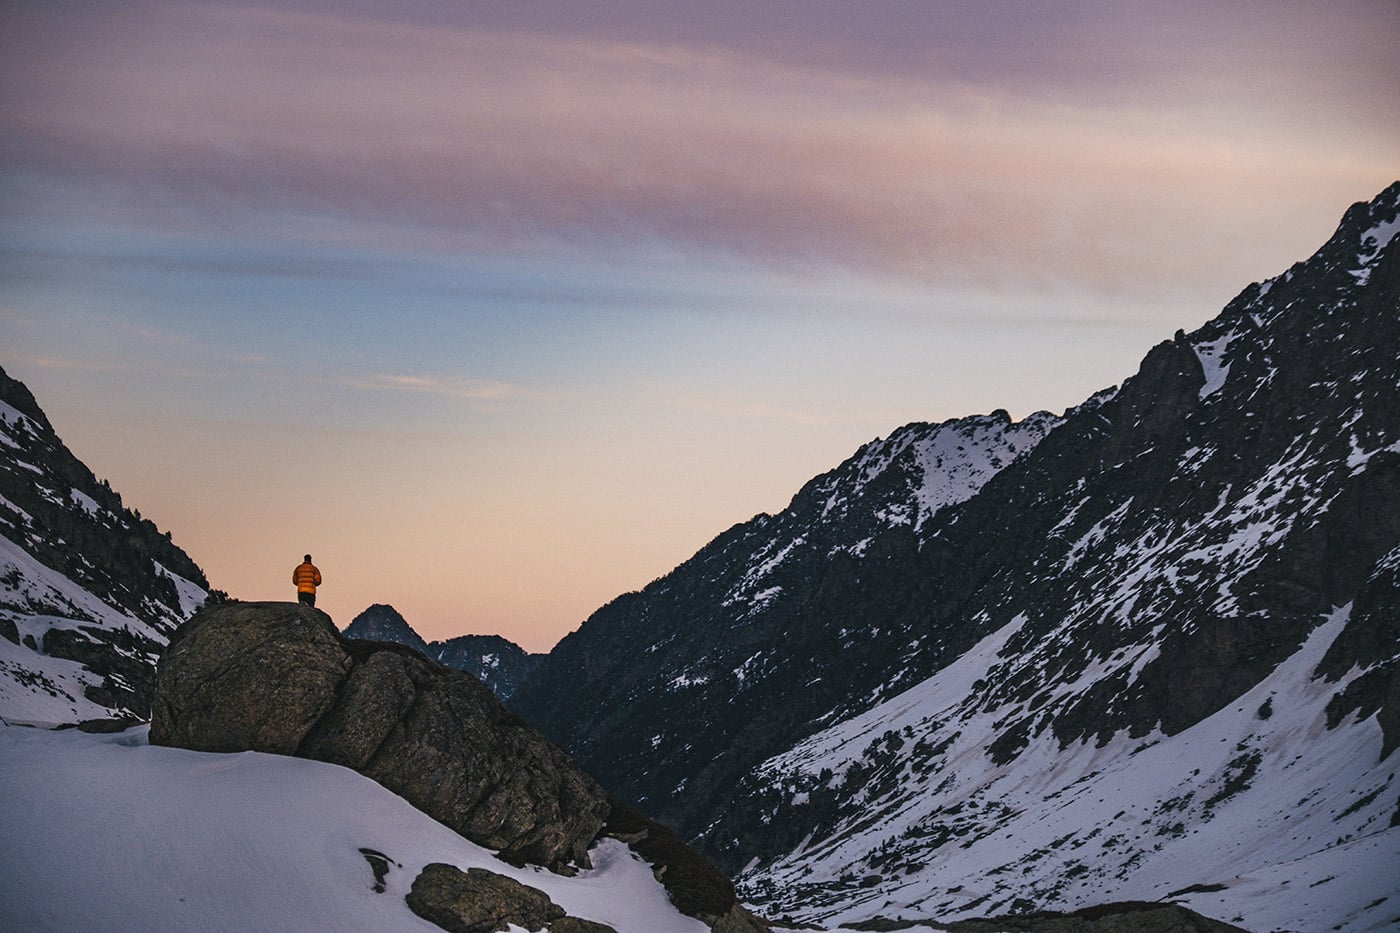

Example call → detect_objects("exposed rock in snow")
151 600 610 873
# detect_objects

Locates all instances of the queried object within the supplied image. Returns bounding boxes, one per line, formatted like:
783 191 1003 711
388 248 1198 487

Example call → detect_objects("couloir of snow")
740 607 1400 933
0 722 709 933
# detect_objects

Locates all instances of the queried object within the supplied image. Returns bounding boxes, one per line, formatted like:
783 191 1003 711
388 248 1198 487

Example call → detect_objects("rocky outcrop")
933 901 1248 932
602 801 769 933
406 864 567 933
150 601 609 872
149 602 350 754
152 602 771 930
405 863 622 933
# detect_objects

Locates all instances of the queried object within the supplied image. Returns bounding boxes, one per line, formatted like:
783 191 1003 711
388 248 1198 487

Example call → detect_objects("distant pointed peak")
343 604 430 653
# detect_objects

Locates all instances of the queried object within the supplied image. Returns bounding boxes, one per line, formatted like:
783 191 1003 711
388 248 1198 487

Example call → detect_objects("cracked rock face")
149 601 609 872
148 601 349 754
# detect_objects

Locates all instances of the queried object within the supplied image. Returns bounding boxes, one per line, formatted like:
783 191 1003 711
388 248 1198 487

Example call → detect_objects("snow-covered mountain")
431 632 541 702
513 183 1400 932
513 409 1065 843
343 603 542 700
0 367 209 724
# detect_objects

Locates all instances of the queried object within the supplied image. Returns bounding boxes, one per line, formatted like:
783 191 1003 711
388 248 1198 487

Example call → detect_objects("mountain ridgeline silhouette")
342 603 542 701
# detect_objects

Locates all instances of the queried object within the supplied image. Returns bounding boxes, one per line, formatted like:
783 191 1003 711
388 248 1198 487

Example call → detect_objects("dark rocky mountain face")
343 603 432 654
343 603 541 701
0 366 209 722
432 633 542 702
511 407 1066 841
510 183 1400 927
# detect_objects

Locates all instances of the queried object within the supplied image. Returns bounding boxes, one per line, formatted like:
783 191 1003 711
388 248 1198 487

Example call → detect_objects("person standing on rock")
292 554 322 607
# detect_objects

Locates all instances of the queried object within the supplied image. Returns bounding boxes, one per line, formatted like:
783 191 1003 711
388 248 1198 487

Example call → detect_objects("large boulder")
405 863 565 933
149 601 609 872
149 601 349 753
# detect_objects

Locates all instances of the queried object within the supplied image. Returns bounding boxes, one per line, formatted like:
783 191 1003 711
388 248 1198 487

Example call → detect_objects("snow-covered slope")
738 606 1398 932
0 534 157 723
0 367 209 724
0 722 708 933
714 183 1400 932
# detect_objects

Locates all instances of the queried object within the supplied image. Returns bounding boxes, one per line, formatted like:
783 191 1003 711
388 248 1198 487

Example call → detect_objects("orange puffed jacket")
293 561 322 594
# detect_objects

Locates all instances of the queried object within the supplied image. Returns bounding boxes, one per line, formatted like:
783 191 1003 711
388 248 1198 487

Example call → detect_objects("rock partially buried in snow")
936 901 1250 932
404 862 624 933
405 863 566 933
551 917 622 933
602 800 770 933
149 601 609 872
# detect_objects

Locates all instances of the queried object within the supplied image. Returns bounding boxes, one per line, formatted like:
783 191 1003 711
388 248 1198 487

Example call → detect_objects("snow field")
0 724 708 933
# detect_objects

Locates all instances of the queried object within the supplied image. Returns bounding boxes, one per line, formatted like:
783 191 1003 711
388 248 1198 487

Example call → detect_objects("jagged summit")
791 408 1062 535
0 370 54 433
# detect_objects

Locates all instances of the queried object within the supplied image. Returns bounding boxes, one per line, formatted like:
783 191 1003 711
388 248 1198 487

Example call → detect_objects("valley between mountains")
3 183 1399 932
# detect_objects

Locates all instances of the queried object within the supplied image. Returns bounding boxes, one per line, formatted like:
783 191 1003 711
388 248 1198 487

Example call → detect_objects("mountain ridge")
512 404 1069 839
511 182 1400 931
0 365 210 723
343 602 542 701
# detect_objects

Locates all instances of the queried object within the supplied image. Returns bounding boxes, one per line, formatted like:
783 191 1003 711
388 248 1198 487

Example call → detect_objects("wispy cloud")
9 354 131 375
5 309 529 413
358 373 522 405
3 1 1395 304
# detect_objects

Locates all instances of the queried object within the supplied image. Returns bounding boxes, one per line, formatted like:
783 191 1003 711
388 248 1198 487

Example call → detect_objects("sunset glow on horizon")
3 1 1397 650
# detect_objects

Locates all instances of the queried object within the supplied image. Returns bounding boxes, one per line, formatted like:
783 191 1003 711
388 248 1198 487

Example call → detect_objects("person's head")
304 554 312 563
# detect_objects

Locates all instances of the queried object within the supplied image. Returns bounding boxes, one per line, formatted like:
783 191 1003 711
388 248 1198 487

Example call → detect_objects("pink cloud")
360 373 521 404
3 1 1397 301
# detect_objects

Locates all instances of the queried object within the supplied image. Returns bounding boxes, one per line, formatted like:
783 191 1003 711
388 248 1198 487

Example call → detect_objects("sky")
2 1 1397 651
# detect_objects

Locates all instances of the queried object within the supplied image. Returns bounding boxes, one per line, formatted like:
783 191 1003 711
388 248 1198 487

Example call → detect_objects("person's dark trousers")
298 592 316 607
